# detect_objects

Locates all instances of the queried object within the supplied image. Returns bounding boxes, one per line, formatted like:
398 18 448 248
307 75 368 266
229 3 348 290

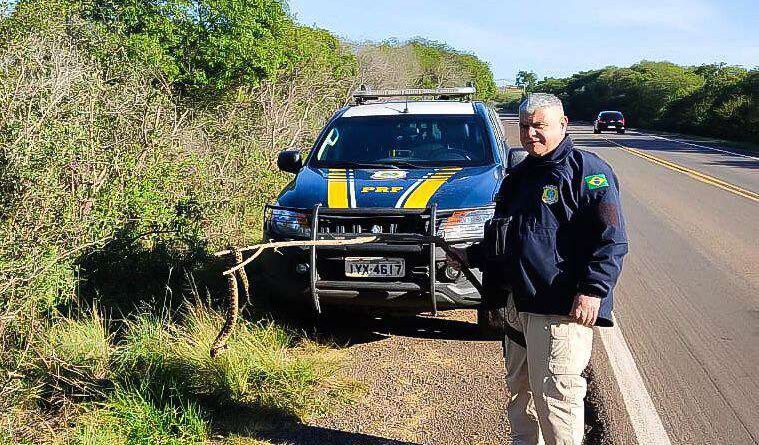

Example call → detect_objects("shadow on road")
272 308 492 348
572 134 759 171
255 424 422 445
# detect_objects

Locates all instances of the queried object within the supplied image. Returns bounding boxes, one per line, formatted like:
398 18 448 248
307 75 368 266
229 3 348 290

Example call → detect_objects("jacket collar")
525 135 573 167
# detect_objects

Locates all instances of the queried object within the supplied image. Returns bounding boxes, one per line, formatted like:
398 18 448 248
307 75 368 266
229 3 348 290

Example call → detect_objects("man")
453 93 628 444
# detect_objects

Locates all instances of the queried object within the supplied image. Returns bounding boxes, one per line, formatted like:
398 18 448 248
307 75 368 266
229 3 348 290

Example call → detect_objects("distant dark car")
593 111 625 134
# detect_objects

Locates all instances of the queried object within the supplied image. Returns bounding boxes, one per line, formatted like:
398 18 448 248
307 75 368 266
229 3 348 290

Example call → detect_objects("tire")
248 249 313 318
593 128 601 134
617 129 625 134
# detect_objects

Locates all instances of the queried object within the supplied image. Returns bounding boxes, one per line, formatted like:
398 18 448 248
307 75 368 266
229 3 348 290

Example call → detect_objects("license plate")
345 257 405 278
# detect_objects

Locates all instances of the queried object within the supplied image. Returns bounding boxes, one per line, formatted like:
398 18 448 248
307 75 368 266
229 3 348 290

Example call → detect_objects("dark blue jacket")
473 135 628 326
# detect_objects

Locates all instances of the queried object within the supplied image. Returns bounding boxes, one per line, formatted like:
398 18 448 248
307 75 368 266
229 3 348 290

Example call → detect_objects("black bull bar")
265 203 526 347
265 204 484 313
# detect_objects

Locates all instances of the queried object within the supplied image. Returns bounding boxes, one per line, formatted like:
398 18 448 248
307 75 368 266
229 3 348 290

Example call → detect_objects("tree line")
517 62 758 144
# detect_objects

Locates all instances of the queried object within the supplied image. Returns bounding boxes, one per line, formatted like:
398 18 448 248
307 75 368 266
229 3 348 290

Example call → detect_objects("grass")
0 304 362 444
117 304 363 419
32 309 113 403
66 386 207 445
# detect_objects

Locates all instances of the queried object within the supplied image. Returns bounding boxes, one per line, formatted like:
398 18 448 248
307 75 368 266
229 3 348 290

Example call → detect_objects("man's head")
519 93 569 157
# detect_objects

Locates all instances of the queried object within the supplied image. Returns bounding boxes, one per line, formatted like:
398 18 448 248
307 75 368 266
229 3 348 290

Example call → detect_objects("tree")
516 70 537 91
82 0 295 95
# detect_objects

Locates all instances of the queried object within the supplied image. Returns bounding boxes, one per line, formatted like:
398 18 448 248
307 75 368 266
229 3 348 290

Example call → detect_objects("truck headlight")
437 207 495 241
266 208 311 239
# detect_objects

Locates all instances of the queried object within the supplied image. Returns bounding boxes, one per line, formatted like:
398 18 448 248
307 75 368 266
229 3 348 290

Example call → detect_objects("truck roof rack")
352 85 476 105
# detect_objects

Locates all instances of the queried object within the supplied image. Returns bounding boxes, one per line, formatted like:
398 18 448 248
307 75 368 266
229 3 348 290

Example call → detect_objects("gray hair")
519 93 564 116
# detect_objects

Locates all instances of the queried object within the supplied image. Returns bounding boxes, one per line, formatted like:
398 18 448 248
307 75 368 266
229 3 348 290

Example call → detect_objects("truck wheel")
247 250 312 318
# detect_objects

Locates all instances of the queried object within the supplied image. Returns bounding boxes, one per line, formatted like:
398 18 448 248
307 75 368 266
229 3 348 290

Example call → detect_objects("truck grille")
317 216 429 235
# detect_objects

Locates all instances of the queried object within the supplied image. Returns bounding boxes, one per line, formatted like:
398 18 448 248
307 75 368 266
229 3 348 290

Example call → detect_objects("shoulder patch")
585 173 609 190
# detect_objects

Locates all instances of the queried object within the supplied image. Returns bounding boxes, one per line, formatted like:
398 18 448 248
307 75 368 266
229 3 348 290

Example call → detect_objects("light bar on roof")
352 86 476 103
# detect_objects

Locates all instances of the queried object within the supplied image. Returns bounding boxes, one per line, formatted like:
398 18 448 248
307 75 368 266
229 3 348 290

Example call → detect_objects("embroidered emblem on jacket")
541 185 559 204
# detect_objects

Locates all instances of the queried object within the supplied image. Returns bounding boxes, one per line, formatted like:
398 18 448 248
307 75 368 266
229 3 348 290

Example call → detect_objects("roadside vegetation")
0 0 497 443
525 62 759 144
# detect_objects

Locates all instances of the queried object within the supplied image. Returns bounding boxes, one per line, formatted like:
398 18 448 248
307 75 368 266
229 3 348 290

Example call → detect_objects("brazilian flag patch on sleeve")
584 173 609 190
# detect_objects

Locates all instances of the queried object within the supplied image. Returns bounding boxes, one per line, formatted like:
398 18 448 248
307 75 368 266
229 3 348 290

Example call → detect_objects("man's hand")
446 246 469 271
570 294 600 327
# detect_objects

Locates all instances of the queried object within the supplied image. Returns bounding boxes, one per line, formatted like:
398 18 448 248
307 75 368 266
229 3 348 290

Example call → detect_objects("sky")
287 0 759 83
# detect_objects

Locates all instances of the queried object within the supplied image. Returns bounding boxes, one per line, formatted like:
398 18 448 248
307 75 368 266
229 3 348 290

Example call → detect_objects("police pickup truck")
260 86 525 329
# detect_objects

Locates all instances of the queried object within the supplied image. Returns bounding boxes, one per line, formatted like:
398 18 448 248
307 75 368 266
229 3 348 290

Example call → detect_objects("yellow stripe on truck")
402 167 462 208
327 169 349 208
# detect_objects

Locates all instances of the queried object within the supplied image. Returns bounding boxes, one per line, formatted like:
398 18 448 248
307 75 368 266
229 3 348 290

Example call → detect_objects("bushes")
534 61 758 143
81 0 295 95
0 1 359 441
0 0 488 442
355 38 498 100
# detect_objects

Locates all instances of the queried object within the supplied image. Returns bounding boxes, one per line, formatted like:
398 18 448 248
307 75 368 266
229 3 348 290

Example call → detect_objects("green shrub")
534 61 758 144
117 305 362 419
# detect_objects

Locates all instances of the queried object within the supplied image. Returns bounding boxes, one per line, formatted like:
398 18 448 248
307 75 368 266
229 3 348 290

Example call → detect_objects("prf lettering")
361 186 404 193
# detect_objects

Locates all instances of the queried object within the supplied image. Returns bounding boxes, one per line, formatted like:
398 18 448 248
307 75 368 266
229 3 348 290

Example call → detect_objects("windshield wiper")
327 161 400 169
385 161 424 169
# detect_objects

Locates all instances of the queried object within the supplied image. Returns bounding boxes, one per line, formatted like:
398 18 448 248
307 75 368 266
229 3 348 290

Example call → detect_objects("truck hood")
275 165 502 210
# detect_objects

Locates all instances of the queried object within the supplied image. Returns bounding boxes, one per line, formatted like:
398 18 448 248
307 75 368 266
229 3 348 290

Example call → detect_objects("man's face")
519 107 569 157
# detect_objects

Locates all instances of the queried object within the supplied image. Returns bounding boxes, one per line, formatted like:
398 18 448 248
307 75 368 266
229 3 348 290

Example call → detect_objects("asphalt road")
502 114 759 445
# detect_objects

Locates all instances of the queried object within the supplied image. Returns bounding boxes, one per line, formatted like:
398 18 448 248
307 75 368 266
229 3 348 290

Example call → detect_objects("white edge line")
598 314 673 445
628 130 759 161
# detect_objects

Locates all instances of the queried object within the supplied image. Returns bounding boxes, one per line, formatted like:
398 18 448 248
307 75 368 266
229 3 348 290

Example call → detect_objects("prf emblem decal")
371 170 407 180
584 174 609 190
541 185 559 205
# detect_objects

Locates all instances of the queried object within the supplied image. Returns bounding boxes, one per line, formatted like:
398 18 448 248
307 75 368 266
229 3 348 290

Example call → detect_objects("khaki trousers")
503 300 594 445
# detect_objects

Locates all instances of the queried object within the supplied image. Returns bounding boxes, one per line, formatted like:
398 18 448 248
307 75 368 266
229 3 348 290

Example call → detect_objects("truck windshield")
311 115 491 167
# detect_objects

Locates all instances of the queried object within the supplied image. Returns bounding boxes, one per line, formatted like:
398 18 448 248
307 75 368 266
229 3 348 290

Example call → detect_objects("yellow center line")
604 138 759 203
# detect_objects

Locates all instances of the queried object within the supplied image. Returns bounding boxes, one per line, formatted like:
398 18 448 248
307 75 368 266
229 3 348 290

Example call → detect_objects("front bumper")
263 204 484 314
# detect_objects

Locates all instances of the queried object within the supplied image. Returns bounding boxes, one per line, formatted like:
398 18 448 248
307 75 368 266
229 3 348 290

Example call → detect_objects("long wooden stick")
218 236 378 275
209 236 377 357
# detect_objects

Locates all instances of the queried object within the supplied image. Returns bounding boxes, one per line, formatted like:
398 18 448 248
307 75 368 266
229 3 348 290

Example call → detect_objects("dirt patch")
275 309 509 445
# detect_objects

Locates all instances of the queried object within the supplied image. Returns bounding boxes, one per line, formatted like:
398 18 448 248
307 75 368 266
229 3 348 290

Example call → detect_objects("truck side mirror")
277 149 303 174
507 149 528 169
